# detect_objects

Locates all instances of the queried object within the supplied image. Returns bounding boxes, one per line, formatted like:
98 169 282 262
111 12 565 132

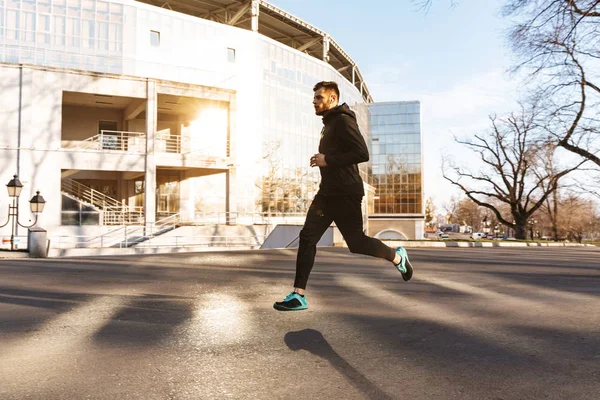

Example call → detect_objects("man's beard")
315 105 329 115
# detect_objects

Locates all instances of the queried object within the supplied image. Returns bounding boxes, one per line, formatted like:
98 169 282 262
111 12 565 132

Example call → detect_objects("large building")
368 101 424 240
0 0 423 251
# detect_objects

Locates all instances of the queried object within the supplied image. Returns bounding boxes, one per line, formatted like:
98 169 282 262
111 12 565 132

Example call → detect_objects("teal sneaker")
394 246 414 281
273 292 308 311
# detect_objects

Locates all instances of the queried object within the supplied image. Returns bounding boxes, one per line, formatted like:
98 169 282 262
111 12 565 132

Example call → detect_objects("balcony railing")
157 133 230 158
63 131 230 159
62 130 146 152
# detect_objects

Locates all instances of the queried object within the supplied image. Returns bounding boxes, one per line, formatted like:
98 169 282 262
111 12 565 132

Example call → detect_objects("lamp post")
528 218 537 241
0 175 46 250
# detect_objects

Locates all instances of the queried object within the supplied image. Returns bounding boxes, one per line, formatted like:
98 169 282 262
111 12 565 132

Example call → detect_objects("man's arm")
324 115 369 166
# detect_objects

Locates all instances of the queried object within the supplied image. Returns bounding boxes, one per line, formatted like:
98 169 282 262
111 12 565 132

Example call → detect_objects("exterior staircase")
61 178 143 225
106 214 180 248
60 178 181 248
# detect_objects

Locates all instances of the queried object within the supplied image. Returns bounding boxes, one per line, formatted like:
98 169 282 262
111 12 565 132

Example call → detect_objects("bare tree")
443 105 585 239
424 197 436 228
574 167 600 200
443 195 460 224
560 194 598 242
454 197 484 231
412 0 459 12
535 141 568 240
504 0 600 167
257 142 318 216
257 142 282 216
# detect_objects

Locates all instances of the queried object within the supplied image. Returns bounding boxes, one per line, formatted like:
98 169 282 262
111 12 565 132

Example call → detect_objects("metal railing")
62 179 122 209
183 138 230 158
193 211 307 225
62 131 230 159
74 213 181 248
63 130 146 152
51 234 265 250
103 206 145 225
135 234 265 248
156 133 183 154
62 179 145 226
158 134 230 159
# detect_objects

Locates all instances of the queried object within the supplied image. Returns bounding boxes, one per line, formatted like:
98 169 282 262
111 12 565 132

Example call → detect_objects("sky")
268 0 521 211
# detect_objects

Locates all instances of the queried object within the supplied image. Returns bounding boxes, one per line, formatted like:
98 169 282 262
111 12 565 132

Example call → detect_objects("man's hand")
310 153 327 167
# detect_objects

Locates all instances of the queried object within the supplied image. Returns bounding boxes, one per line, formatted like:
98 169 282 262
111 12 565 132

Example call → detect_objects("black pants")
294 193 396 289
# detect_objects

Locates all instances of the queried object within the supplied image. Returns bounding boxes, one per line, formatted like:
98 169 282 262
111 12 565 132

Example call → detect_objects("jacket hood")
322 103 356 123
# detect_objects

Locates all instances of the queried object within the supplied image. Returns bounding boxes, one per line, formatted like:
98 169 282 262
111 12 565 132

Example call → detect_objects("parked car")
436 231 450 239
471 232 486 240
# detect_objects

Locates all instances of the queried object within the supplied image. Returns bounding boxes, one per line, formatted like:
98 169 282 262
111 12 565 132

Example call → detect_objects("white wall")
124 1 245 91
0 1 372 244
0 65 149 237
62 105 123 141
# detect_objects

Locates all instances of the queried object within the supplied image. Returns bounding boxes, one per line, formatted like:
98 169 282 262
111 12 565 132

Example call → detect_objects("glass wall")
0 0 124 73
369 101 422 214
254 39 367 216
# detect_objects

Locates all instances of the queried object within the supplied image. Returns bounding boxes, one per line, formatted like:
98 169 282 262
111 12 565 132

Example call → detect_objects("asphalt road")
0 247 599 400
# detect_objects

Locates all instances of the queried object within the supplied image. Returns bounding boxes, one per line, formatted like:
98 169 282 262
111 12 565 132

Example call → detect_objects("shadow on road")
284 329 394 400
93 293 194 346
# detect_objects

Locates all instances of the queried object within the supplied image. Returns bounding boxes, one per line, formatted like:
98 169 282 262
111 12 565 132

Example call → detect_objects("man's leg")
274 195 333 311
294 194 334 290
332 195 396 260
332 196 414 281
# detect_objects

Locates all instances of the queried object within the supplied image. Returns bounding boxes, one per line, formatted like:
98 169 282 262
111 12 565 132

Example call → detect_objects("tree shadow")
93 293 193 346
284 329 394 400
0 286 93 333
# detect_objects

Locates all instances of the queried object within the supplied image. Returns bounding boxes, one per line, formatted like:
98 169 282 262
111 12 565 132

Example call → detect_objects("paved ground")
0 247 599 400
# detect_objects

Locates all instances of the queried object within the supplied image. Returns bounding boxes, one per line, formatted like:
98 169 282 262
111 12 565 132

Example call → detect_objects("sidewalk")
386 240 595 248
0 239 593 259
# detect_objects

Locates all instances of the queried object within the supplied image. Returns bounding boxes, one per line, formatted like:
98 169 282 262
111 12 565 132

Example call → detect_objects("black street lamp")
0 175 46 250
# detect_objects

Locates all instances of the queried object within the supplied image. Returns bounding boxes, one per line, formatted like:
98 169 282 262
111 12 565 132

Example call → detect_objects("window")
227 47 236 63
82 19 94 48
67 17 81 47
99 120 118 133
53 15 66 47
99 121 118 150
6 9 19 41
97 21 109 51
22 11 36 42
150 30 160 47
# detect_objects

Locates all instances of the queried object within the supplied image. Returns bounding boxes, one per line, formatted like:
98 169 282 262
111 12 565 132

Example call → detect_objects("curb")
384 241 595 248
0 241 594 259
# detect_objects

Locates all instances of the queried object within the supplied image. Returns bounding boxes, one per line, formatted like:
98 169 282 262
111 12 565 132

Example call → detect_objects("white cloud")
365 67 520 210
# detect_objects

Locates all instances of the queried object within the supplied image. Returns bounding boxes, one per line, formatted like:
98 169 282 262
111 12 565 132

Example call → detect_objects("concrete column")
352 66 356 85
144 80 157 230
225 96 236 224
179 172 194 222
225 169 237 225
251 0 259 32
322 35 330 62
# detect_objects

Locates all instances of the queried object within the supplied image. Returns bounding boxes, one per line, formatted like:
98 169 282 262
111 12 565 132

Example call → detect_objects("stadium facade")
0 0 423 251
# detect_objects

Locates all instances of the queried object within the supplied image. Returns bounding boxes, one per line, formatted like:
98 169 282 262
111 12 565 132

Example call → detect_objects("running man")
274 81 413 311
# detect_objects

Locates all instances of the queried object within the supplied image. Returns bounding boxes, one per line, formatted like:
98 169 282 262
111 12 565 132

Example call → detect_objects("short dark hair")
313 81 340 99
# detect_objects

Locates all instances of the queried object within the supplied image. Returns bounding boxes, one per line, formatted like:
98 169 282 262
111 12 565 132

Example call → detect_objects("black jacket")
318 103 369 196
